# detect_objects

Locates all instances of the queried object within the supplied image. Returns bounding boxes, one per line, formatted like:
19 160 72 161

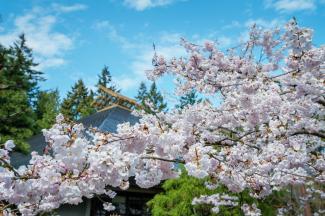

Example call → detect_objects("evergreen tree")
147 169 218 216
94 66 119 110
60 91 75 121
148 168 288 216
80 89 96 118
0 89 34 153
11 34 44 104
135 82 167 114
0 35 43 153
175 90 202 109
135 81 147 107
146 82 167 113
60 79 95 121
35 89 60 131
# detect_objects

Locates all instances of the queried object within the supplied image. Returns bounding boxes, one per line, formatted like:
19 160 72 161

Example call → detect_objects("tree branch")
141 156 185 163
316 99 325 106
290 130 325 139
0 157 21 177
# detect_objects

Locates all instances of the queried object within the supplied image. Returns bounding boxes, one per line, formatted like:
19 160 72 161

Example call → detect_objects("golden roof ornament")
94 85 140 112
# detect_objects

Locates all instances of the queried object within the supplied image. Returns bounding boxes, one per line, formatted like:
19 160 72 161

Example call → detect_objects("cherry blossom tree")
0 19 324 215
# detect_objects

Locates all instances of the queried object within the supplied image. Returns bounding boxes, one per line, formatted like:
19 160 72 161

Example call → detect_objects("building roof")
10 105 139 168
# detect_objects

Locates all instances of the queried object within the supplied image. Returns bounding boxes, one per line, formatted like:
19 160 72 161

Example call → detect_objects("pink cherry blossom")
0 19 324 215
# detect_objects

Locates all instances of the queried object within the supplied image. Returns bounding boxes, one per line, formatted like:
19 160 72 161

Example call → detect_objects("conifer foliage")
135 81 167 114
60 79 95 121
0 34 43 153
94 66 120 110
175 89 201 109
148 169 288 216
35 90 60 130
135 81 147 105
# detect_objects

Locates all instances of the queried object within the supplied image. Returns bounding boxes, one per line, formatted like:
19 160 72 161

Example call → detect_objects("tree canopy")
94 66 120 110
0 34 44 153
0 20 324 216
35 90 60 131
175 89 201 110
136 81 167 114
60 79 95 121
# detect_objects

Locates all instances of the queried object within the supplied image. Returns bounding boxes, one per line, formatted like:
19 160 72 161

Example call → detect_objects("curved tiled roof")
10 105 139 168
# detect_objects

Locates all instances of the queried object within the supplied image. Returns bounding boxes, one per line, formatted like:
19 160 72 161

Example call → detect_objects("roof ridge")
98 104 133 112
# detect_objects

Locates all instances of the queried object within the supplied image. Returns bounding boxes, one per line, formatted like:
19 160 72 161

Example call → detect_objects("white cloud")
159 32 183 43
52 3 88 13
216 36 232 48
231 18 285 43
34 58 66 71
67 71 98 92
116 39 185 91
0 7 74 70
245 18 284 29
93 20 111 29
222 21 241 30
265 0 316 12
123 0 177 11
95 24 186 91
93 20 137 50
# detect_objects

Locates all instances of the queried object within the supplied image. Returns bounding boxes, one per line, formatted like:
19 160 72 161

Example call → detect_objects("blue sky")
0 0 324 104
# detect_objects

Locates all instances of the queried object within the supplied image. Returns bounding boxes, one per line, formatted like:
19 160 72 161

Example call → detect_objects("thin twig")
0 157 21 177
141 156 185 163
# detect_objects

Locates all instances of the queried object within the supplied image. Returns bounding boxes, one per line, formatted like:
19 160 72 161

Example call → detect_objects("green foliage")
35 89 60 131
60 79 95 121
0 34 43 153
147 170 217 216
94 66 120 110
175 90 202 109
148 169 289 216
135 82 147 105
0 90 33 153
136 82 167 114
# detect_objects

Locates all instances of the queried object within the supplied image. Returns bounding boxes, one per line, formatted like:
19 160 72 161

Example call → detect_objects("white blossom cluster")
192 193 238 214
0 19 324 215
241 203 262 216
